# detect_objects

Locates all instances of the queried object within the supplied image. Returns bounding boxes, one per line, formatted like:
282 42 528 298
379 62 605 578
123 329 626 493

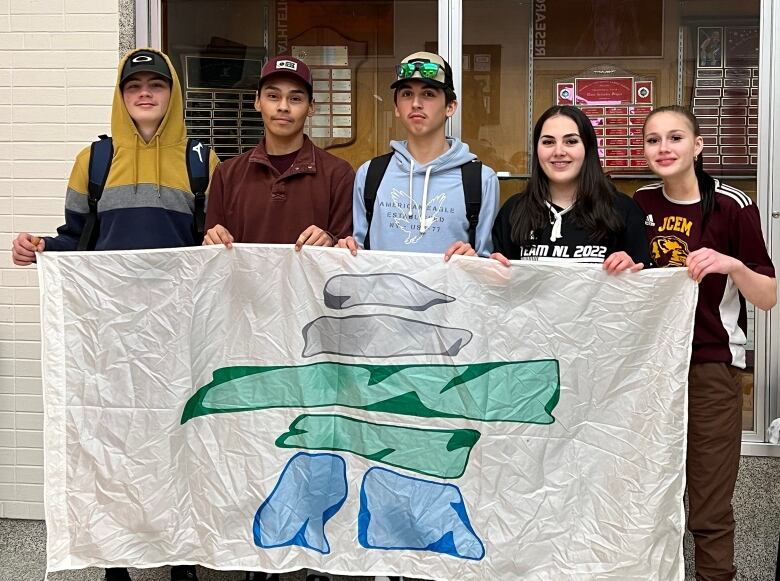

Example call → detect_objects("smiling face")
536 114 586 192
643 111 704 180
121 71 172 133
255 75 314 140
393 80 457 139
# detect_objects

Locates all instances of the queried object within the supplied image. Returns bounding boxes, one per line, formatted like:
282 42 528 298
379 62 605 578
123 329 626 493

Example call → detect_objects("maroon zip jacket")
205 135 354 243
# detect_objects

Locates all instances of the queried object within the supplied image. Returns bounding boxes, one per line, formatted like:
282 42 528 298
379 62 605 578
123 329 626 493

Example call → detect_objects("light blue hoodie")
352 138 499 256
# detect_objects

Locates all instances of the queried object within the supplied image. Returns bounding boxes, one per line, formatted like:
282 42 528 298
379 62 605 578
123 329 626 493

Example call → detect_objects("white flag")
39 245 696 580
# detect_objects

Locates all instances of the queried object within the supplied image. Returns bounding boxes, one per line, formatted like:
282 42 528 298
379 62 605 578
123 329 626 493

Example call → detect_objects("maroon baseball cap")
259 56 313 96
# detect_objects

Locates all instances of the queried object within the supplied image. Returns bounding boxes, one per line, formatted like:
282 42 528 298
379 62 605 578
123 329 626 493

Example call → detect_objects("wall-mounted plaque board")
692 26 758 172
556 73 654 170
292 46 354 142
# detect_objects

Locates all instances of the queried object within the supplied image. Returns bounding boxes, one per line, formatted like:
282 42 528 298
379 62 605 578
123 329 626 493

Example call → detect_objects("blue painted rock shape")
358 466 485 561
253 452 347 554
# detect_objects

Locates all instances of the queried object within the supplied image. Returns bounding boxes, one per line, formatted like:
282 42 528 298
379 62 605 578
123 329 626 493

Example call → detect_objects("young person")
491 105 650 272
336 52 499 581
201 55 353 581
635 105 776 581
11 48 219 581
203 55 353 250
338 51 499 259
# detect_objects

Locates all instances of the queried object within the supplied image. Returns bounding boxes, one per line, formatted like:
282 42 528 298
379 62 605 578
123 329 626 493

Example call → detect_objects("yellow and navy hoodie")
44 48 219 251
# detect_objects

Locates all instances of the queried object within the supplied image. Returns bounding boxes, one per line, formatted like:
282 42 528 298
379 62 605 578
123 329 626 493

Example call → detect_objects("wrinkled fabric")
40 245 696 580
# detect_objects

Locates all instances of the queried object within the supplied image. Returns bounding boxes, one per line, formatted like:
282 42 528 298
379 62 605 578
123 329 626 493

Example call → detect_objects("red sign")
630 138 644 146
593 128 604 136
630 159 648 168
606 148 628 157
575 77 634 105
605 138 628 146
629 106 653 115
557 83 575 105
605 158 629 167
630 148 645 156
606 127 628 136
606 117 628 125
629 127 643 135
635 81 653 104
581 107 605 116
605 107 628 115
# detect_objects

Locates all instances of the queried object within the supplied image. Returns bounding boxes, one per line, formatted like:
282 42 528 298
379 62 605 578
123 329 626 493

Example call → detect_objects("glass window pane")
462 0 762 432
462 0 529 189
163 0 437 166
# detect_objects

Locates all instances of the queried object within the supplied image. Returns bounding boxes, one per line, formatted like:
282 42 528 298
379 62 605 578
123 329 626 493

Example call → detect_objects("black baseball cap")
120 49 173 85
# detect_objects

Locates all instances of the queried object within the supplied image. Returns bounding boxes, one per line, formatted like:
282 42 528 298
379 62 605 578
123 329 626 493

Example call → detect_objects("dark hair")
509 105 622 245
257 78 313 102
642 105 716 225
392 83 457 106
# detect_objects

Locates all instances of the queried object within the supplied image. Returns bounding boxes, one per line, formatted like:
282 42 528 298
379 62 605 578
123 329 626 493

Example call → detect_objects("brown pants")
687 362 743 581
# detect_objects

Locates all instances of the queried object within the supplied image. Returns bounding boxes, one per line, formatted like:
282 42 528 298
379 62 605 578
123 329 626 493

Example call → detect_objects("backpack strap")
460 160 482 249
78 135 113 251
363 152 394 250
186 138 210 244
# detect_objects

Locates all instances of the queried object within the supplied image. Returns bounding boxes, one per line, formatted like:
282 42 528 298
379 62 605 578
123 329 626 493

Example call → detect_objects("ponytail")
694 152 716 227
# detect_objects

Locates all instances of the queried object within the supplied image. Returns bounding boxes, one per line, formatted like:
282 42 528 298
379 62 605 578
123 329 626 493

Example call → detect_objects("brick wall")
0 0 119 519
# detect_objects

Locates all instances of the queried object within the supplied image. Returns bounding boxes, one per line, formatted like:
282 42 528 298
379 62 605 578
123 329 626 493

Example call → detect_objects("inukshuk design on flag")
181 273 560 561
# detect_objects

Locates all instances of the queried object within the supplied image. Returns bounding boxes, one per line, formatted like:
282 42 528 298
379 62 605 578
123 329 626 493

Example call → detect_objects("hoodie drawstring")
155 135 160 193
406 160 434 234
407 159 415 219
132 134 139 195
546 201 572 242
419 166 433 234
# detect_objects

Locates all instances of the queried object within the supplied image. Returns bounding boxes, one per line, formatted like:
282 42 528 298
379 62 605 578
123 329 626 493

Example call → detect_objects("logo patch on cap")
132 55 153 64
276 60 298 71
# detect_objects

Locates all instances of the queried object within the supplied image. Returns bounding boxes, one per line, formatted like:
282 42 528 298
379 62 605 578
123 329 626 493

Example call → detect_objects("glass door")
163 0 438 167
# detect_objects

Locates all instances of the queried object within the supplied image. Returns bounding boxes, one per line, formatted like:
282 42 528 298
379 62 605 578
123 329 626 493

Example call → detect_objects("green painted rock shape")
277 414 480 479
181 360 559 425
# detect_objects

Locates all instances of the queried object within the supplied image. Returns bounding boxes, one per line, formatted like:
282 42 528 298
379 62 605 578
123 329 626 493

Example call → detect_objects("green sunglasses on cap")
396 61 442 80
